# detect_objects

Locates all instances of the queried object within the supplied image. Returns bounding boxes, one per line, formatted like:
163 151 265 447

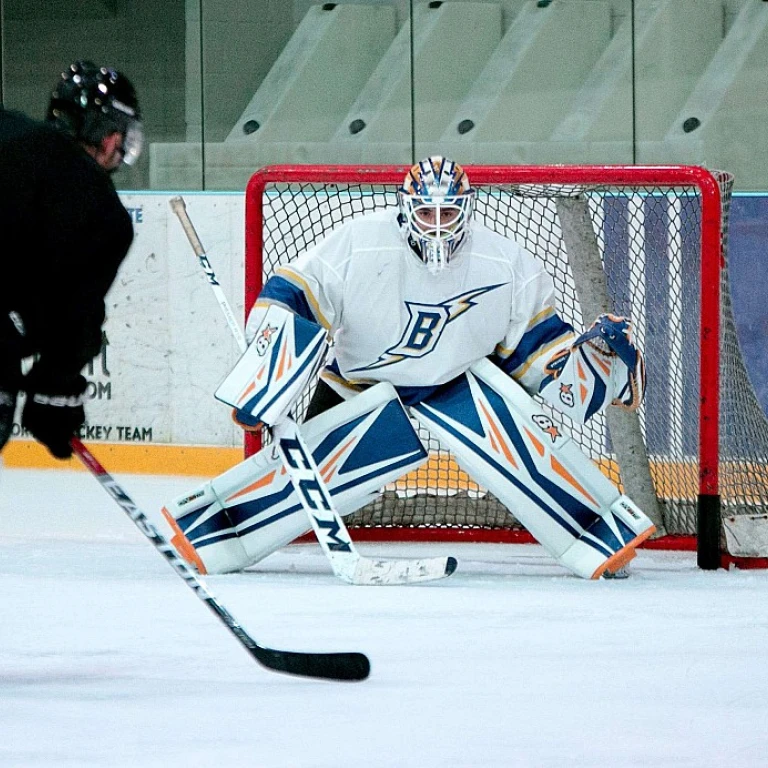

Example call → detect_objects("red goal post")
244 163 768 569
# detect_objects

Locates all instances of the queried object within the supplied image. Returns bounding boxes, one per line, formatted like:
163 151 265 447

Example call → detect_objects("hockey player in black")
0 61 142 459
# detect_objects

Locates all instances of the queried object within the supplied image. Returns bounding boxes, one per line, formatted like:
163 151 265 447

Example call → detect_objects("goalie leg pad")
164 383 427 574
412 359 655 579
161 483 248 575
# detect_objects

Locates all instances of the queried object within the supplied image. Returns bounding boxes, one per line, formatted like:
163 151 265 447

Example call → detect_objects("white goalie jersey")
256 208 642 420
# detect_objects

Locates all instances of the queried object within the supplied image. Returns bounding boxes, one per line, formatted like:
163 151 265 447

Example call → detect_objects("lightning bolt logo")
351 283 506 371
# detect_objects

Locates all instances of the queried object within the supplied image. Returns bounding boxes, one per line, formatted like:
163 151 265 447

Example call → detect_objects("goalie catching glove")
574 314 645 409
216 303 328 428
538 314 646 423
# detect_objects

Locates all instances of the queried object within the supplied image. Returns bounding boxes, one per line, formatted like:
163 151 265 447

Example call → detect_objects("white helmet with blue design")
398 156 474 274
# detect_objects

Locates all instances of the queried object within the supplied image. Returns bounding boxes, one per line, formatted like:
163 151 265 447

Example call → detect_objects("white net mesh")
246 166 768 538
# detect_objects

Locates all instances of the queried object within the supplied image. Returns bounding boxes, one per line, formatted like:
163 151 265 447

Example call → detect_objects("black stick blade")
253 647 371 681
71 438 372 684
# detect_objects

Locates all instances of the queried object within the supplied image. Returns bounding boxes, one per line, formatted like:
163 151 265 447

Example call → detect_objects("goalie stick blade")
251 647 371 681
348 555 458 586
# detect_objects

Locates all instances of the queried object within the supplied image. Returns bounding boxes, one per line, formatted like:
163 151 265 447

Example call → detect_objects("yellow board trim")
8 441 766 506
3 441 243 477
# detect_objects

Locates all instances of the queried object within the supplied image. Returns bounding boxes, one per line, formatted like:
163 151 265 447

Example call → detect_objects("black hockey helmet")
47 60 143 165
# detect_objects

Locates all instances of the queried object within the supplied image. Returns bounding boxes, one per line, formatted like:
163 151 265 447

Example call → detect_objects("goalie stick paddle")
71 438 370 681
169 195 457 586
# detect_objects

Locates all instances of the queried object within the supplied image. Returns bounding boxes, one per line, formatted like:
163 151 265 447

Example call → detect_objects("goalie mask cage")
244 164 768 570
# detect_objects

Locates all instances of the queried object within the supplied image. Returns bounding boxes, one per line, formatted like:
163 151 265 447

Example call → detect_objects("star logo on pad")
532 413 562 443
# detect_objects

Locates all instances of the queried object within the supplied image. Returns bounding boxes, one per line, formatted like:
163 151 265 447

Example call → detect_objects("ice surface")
1 466 767 767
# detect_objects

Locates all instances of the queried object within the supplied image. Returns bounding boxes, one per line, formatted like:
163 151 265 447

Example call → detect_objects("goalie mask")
47 60 143 166
398 157 474 274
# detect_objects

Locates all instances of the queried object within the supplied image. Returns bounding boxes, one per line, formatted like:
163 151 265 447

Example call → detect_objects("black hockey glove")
0 311 26 452
22 370 86 459
0 388 17 453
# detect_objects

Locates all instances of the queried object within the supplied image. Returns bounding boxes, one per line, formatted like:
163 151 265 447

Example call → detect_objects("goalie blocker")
215 302 328 428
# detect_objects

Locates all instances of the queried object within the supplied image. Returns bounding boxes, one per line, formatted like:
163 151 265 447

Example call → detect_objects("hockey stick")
71 437 370 680
169 196 456 585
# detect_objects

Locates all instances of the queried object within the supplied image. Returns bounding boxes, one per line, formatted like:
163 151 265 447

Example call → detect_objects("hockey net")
244 164 768 565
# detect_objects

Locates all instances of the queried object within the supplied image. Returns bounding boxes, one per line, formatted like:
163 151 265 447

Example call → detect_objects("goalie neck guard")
398 156 475 274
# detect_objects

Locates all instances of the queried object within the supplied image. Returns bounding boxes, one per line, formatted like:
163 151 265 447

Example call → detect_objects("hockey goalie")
163 156 654 580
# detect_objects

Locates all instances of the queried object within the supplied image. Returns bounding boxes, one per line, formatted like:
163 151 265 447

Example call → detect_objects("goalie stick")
169 196 457 586
71 438 370 681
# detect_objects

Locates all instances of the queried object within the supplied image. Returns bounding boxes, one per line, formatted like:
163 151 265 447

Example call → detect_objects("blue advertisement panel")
594 192 767 455
729 196 768 417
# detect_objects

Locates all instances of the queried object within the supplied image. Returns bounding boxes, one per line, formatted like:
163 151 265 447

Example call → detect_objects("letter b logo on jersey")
353 284 506 371
402 308 446 353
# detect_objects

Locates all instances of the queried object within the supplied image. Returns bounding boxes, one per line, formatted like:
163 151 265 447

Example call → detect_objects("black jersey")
0 108 133 382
